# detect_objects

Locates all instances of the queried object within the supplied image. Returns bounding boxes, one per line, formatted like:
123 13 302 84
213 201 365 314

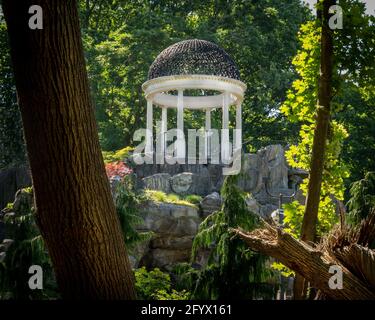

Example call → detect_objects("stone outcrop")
133 162 223 194
200 192 222 217
142 173 171 193
0 165 31 214
170 172 212 196
170 173 193 195
134 145 307 218
131 200 201 270
245 194 261 216
128 145 308 270
140 170 212 196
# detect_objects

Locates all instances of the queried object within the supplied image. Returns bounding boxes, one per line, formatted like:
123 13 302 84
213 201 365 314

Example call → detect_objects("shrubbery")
134 267 189 300
143 190 201 208
191 175 276 299
102 146 134 163
0 188 58 299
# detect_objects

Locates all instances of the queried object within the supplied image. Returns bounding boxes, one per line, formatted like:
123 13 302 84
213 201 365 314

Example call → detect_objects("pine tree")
347 172 375 226
191 175 275 299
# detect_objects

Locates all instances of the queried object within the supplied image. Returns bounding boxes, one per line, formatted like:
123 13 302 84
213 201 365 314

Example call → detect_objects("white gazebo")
142 39 246 167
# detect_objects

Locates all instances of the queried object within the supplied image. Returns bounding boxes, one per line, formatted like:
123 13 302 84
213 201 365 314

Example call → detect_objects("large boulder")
245 194 261 215
142 173 171 193
140 201 200 233
170 172 211 196
258 144 289 191
238 153 262 193
128 239 151 269
200 192 222 217
150 235 194 250
136 200 201 269
170 173 193 195
145 248 191 271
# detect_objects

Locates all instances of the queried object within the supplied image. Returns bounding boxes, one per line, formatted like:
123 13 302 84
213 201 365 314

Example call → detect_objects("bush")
0 179 152 299
143 190 197 208
134 267 189 300
347 172 375 225
115 175 152 249
102 146 134 163
0 188 59 299
184 194 202 205
191 175 276 299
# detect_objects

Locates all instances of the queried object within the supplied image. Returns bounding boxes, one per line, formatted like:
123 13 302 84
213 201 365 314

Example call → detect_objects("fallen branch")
233 223 375 300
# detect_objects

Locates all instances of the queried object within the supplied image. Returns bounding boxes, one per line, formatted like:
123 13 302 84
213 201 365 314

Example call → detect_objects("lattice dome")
148 39 240 81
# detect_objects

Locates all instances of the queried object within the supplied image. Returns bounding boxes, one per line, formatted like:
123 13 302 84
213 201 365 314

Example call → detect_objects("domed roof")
148 39 240 81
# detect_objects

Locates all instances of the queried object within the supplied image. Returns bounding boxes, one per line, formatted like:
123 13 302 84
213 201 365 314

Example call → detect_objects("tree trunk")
295 0 336 299
234 225 375 300
302 0 335 245
2 0 136 299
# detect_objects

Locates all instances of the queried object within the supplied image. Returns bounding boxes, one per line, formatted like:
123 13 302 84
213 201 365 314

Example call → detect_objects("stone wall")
134 162 223 196
133 145 307 217
128 145 307 270
129 201 202 270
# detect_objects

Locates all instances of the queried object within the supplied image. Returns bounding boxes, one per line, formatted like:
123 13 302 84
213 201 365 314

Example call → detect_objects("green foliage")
331 0 375 191
0 188 59 299
114 175 153 249
134 267 189 300
282 1 375 236
0 178 152 299
0 15 26 169
191 175 275 299
283 199 337 238
102 146 134 163
281 18 350 237
183 194 202 205
347 172 375 226
171 263 200 295
80 0 309 151
143 190 198 208
271 262 295 278
337 84 375 189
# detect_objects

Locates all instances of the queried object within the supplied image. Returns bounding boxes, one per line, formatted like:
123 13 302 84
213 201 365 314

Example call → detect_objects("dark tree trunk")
294 0 336 300
2 0 136 299
301 0 335 243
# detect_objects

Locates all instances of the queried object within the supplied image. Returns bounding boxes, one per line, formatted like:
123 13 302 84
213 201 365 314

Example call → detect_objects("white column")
223 102 242 175
221 92 230 164
145 99 153 159
205 108 211 159
205 108 211 130
177 90 185 161
235 103 242 151
161 107 167 157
